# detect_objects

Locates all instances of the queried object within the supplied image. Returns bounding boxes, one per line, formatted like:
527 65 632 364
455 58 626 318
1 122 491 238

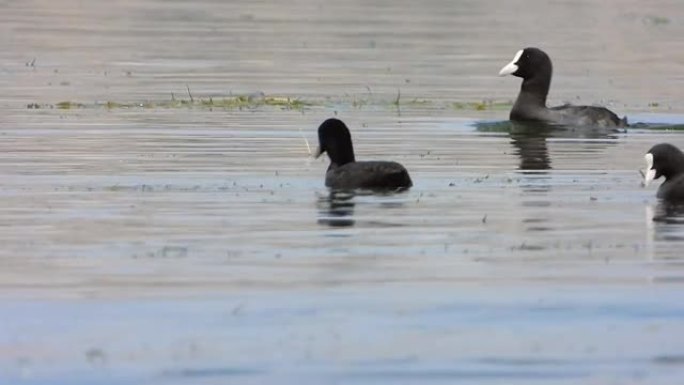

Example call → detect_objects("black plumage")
314 118 412 190
499 47 627 128
644 143 684 202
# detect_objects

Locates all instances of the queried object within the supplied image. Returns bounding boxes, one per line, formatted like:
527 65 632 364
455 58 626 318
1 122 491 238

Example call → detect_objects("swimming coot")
499 47 627 128
314 118 412 190
644 143 684 202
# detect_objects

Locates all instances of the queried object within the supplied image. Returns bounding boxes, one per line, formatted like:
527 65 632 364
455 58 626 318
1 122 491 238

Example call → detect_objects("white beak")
313 146 323 159
499 49 523 76
643 153 656 187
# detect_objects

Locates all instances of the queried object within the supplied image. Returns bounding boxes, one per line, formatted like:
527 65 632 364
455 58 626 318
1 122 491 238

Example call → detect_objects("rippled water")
2 0 684 384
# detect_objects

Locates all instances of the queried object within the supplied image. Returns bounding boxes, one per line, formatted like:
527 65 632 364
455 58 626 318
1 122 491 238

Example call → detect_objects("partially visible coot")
499 47 627 128
644 143 684 202
314 118 412 190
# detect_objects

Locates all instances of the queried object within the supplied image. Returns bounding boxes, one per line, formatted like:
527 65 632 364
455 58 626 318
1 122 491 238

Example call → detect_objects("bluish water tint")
4 0 684 384
2 285 684 384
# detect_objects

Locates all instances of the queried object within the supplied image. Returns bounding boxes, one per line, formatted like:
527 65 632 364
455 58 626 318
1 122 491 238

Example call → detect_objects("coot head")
644 143 684 186
499 47 554 119
499 47 552 81
314 118 356 168
498 47 625 128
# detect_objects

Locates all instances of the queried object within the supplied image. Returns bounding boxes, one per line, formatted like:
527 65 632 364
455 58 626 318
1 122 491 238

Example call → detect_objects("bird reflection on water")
651 202 684 225
317 190 356 228
477 119 621 172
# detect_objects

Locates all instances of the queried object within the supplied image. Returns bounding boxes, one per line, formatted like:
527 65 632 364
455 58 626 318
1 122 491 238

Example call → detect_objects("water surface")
2 0 684 384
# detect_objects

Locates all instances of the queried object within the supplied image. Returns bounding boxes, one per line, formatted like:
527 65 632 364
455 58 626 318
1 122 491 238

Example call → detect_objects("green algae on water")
29 94 313 111
453 100 513 111
56 101 85 109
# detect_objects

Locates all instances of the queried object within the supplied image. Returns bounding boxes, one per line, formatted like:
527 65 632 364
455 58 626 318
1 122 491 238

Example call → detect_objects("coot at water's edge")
314 118 412 190
499 47 627 128
644 143 684 202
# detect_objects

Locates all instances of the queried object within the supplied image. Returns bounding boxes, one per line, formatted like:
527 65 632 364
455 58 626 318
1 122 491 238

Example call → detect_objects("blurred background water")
2 0 684 384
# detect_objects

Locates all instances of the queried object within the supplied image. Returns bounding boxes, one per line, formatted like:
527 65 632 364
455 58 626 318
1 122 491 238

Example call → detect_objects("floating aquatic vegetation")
56 101 85 109
27 94 313 111
33 94 676 116
453 100 513 111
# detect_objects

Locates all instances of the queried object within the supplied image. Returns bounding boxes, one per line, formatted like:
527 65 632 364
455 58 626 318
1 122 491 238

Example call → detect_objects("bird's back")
325 161 412 190
549 104 627 128
658 175 684 202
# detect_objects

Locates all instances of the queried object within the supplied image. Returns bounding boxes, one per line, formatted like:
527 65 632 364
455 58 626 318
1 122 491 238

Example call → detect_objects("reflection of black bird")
509 122 554 171
499 47 627 128
651 201 684 224
643 143 684 202
314 118 412 190
475 120 618 172
512 134 550 170
317 191 356 228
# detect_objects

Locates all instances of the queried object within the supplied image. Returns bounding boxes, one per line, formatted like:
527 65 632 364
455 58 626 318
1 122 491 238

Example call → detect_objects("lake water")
2 0 684 384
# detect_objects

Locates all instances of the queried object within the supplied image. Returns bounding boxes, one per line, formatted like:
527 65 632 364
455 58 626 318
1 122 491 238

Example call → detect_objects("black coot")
499 47 627 128
314 118 412 190
644 143 684 202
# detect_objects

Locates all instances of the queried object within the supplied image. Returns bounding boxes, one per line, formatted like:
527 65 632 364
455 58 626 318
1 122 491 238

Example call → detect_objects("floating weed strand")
638 169 647 187
298 127 315 166
299 127 312 156
186 84 194 103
